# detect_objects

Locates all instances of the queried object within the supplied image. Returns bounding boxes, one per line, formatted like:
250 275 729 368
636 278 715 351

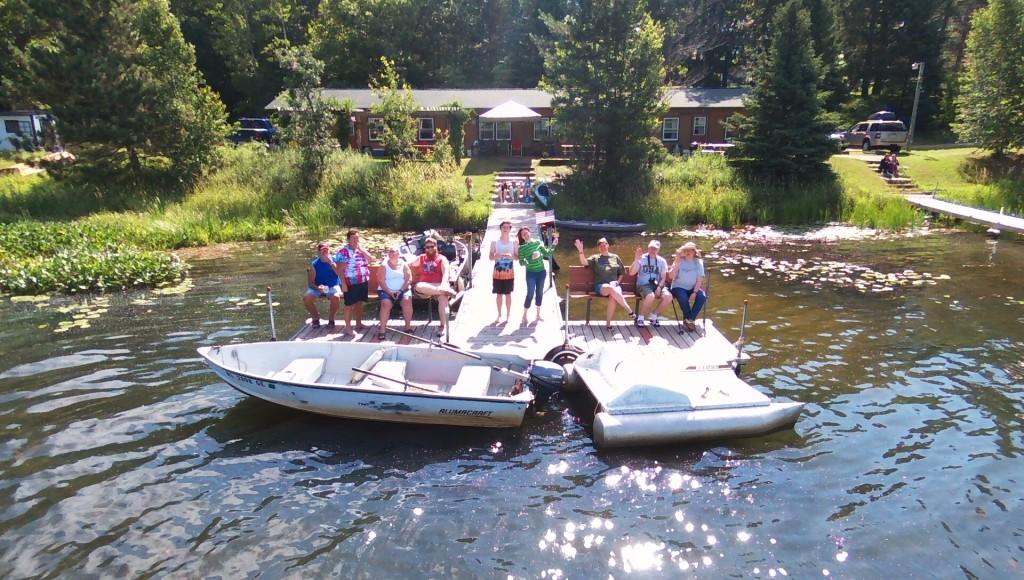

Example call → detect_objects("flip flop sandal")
311 320 321 329
376 332 386 341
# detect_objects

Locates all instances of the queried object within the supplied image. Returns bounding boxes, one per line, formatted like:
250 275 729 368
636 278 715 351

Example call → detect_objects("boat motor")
527 361 566 407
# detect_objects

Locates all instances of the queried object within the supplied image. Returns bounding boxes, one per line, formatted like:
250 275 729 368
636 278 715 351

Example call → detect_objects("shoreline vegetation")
1 145 1020 296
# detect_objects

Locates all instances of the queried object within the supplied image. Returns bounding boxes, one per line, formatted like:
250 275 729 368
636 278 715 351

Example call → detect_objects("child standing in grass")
517 227 557 325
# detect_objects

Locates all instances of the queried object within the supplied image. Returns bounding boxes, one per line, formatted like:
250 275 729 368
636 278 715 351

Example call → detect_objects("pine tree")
733 0 833 182
30 0 229 182
803 0 847 112
540 0 666 201
953 0 1024 154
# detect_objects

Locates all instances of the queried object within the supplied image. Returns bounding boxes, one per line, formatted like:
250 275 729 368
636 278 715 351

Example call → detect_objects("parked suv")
231 117 278 144
836 120 908 152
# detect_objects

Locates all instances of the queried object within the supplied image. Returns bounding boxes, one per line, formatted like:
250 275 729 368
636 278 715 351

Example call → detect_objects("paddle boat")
197 339 567 428
571 343 804 447
554 219 647 233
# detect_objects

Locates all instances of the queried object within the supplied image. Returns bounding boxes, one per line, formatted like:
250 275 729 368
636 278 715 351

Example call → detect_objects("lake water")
1 230 1021 578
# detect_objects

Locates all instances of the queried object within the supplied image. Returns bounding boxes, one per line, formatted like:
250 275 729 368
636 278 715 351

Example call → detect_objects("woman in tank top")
377 246 413 339
490 220 519 324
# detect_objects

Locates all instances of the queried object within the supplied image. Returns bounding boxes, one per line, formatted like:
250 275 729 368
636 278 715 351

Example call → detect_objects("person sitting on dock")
335 228 374 336
413 237 457 338
668 242 706 333
629 240 672 327
303 242 342 330
518 227 556 325
377 246 414 340
574 237 637 330
490 221 518 325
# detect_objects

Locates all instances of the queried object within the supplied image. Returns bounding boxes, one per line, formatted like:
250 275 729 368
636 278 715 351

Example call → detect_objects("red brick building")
266 87 747 156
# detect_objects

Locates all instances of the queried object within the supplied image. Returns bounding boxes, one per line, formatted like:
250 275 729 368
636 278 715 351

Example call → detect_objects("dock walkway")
905 194 1024 235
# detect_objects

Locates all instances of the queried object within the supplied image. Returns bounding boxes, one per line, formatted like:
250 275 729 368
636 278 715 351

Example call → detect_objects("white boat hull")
593 402 804 448
198 342 532 428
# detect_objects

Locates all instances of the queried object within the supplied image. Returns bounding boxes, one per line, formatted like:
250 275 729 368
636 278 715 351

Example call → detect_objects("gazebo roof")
478 100 542 121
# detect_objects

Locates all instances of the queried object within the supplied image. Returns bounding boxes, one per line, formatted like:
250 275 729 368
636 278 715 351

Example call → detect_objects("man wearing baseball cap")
629 239 672 327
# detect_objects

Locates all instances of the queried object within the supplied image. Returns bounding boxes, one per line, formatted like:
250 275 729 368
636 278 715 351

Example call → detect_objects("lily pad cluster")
222 292 280 310
712 253 951 293
53 296 111 333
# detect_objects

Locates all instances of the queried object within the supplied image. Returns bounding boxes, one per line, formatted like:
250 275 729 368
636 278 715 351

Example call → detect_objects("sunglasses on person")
424 243 436 248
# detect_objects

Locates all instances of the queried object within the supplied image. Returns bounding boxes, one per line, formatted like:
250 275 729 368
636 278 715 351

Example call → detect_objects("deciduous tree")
370 57 418 161
953 0 1024 154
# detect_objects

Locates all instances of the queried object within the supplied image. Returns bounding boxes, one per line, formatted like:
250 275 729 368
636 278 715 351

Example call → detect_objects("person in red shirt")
414 237 457 337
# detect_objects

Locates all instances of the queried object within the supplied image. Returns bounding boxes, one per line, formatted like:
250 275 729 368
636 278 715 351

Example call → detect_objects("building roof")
266 87 748 112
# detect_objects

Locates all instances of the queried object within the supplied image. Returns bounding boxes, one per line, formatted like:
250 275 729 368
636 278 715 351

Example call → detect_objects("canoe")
197 341 567 428
572 344 804 447
533 182 554 209
554 219 647 233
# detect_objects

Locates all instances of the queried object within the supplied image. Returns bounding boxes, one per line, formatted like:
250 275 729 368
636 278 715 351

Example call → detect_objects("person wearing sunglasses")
413 237 457 337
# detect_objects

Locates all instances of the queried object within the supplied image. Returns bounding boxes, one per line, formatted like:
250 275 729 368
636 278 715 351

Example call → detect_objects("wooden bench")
566 266 638 325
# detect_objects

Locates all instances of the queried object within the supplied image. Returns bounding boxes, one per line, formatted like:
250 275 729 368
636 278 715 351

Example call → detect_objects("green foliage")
30 0 230 184
0 221 187 294
445 103 470 164
428 130 457 169
335 99 356 148
901 149 1024 214
541 0 667 203
370 57 418 162
733 0 834 184
953 0 1024 154
274 44 339 193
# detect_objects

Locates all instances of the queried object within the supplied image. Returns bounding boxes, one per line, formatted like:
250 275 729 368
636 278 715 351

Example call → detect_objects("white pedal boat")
572 344 804 447
197 341 565 428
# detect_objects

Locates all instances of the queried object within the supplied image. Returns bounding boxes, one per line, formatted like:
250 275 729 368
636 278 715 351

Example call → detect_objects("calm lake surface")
1 230 1022 578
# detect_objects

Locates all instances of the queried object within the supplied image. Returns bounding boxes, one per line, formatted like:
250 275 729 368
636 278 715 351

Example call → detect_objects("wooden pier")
905 194 1024 235
291 203 748 368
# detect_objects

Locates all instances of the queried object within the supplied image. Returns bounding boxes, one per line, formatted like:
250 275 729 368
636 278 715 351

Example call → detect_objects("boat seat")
272 358 325 384
448 365 492 398
351 347 393 383
358 360 408 391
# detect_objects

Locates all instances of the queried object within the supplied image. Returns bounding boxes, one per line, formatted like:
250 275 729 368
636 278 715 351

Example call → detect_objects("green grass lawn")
902 148 1024 213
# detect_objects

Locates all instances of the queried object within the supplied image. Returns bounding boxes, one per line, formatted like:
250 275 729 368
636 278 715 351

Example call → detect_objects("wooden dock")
291 204 748 368
906 194 1024 235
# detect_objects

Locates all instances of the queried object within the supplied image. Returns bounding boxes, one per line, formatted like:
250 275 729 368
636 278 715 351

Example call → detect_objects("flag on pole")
535 210 555 225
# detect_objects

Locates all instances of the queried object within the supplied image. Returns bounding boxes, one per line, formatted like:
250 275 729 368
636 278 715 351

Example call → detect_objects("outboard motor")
528 361 566 407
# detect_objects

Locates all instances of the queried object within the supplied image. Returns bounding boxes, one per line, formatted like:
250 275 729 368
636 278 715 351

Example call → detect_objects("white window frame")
480 121 495 141
368 117 384 142
417 117 435 141
495 121 511 141
662 117 679 141
723 118 733 142
693 116 707 137
534 118 551 141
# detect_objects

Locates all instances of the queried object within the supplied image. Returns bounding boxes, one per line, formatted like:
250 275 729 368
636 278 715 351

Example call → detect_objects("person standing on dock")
517 227 557 325
668 242 706 333
490 221 518 325
574 237 637 330
630 240 672 327
414 237 457 337
335 228 374 336
303 242 343 330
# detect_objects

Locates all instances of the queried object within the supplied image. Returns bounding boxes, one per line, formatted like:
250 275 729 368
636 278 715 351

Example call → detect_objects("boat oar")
389 328 482 360
350 367 440 393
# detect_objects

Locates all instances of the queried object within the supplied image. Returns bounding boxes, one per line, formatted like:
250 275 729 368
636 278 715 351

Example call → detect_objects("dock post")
736 299 748 361
563 283 571 344
703 268 711 330
466 232 474 289
267 285 278 341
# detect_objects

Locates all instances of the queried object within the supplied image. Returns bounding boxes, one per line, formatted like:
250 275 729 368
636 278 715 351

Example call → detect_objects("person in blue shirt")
303 242 343 330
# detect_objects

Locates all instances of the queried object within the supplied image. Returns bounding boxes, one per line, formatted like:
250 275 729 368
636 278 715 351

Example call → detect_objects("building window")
693 116 707 137
662 117 679 141
496 121 511 141
723 117 733 142
417 117 434 141
368 118 384 142
480 121 495 141
534 118 552 141
4 120 29 135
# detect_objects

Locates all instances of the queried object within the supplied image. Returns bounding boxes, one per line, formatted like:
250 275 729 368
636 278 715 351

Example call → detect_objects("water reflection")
0 230 1021 577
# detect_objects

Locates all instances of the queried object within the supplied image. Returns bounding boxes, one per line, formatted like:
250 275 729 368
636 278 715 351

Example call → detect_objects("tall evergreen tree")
733 0 832 182
30 0 229 182
953 0 1024 154
803 0 846 112
541 0 666 201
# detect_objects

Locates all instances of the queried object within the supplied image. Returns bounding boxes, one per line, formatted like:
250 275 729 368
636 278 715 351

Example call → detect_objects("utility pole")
907 62 924 152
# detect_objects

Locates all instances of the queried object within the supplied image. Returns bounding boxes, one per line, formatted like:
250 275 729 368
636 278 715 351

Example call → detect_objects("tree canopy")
541 0 667 201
